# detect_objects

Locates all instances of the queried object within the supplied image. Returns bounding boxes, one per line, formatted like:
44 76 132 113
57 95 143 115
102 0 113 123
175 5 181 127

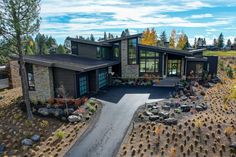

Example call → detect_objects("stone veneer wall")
121 40 139 78
9 60 22 88
29 65 54 101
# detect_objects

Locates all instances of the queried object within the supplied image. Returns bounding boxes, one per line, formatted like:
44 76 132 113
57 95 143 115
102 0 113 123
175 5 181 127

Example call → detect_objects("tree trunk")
17 34 33 120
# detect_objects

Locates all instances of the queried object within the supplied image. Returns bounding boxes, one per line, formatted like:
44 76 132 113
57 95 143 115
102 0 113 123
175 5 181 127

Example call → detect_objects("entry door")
98 69 108 89
167 60 181 76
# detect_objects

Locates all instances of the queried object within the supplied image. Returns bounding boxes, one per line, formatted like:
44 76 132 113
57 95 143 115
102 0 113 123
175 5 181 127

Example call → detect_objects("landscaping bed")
0 88 102 157
117 72 236 157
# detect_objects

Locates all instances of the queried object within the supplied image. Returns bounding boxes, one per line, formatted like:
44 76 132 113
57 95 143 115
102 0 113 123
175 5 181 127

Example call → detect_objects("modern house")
10 33 218 101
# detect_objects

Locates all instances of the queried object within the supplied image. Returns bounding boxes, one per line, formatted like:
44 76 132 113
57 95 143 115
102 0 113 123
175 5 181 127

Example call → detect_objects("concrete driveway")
65 86 173 157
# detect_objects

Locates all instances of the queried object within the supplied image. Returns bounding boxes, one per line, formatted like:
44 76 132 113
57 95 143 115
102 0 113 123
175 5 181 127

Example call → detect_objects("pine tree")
234 38 236 46
169 29 176 48
90 34 95 41
218 33 224 49
0 0 41 120
194 38 197 48
57 44 66 54
203 38 206 46
213 38 218 47
35 33 48 55
104 32 107 40
160 31 167 47
46 36 57 54
227 39 232 47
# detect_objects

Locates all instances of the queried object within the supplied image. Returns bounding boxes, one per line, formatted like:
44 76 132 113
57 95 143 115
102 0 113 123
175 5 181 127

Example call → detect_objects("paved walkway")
65 86 173 157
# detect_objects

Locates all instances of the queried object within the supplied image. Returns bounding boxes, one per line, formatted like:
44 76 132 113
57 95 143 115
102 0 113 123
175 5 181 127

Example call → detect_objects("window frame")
139 49 160 75
26 63 35 91
128 38 138 65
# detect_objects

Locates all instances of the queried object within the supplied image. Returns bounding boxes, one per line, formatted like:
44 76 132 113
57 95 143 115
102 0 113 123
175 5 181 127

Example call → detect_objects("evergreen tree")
0 0 41 120
234 38 236 46
227 39 232 48
104 32 107 40
90 34 95 41
169 29 176 48
79 36 85 40
194 38 197 48
218 33 224 49
160 31 167 47
213 38 218 47
46 36 57 54
35 33 48 55
57 44 66 54
203 38 206 46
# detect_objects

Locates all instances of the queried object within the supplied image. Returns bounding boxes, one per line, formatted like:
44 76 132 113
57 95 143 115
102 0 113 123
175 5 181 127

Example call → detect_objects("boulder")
31 135 40 142
158 111 169 119
0 144 5 154
180 105 191 112
68 115 81 122
143 110 153 116
50 108 64 117
64 108 75 115
150 109 159 115
230 143 236 150
163 118 178 125
0 96 4 100
21 138 33 146
162 105 170 111
181 96 188 101
38 108 49 116
195 105 204 112
149 115 159 121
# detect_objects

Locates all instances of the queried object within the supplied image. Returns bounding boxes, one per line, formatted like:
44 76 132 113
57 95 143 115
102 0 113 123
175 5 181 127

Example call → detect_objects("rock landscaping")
0 88 102 157
117 59 236 157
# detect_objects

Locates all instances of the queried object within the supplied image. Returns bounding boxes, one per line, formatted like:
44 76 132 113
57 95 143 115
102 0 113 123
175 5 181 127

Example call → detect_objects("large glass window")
98 69 108 88
139 50 160 74
79 75 88 95
26 64 35 91
128 38 137 64
113 42 120 60
97 47 109 59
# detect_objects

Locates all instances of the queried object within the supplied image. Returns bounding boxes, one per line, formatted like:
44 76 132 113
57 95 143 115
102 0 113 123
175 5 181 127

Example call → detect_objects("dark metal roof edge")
100 33 143 43
67 37 112 47
138 44 193 56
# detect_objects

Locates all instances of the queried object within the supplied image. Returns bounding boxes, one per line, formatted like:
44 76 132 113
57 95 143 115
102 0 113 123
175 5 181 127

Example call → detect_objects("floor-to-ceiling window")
98 69 108 89
139 50 160 76
79 75 88 95
128 38 137 64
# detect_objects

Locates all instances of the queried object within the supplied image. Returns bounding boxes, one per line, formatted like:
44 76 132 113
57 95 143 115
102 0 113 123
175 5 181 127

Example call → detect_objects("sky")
40 0 236 45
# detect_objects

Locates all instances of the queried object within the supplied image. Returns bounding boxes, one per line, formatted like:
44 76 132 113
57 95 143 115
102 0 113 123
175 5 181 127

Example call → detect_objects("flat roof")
138 44 193 56
66 37 112 47
12 54 119 72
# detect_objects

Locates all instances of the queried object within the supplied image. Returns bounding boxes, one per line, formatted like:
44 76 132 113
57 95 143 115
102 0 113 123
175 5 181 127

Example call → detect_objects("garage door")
98 69 108 89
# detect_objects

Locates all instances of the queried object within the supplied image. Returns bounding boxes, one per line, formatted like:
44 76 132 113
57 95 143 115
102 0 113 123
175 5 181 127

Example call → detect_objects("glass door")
167 60 181 76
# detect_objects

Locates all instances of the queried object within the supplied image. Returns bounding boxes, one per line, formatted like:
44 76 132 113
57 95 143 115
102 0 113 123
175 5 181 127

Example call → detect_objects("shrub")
87 104 96 113
224 126 235 137
40 120 49 128
55 130 65 140
24 119 32 127
74 99 81 106
13 113 21 120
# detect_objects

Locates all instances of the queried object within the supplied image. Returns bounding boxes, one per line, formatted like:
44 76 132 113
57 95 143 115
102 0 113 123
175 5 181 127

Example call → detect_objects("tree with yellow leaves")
177 32 189 50
169 29 176 48
141 28 158 46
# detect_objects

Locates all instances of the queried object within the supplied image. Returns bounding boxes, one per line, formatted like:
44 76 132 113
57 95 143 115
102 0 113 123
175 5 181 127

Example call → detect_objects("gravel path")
65 86 173 157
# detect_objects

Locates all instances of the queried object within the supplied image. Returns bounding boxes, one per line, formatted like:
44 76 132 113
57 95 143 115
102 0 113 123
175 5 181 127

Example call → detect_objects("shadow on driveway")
95 86 173 103
65 86 173 157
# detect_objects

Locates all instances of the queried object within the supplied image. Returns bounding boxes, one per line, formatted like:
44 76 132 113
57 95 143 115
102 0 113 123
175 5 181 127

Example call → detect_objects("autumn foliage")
141 28 157 46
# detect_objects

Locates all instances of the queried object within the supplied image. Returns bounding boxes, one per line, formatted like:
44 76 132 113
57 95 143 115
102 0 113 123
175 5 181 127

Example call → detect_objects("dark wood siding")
71 41 79 55
53 68 77 98
77 43 98 59
204 56 218 76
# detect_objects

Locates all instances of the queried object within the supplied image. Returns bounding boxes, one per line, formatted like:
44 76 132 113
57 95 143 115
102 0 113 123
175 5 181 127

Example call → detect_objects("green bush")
55 130 65 139
87 104 96 113
226 66 234 79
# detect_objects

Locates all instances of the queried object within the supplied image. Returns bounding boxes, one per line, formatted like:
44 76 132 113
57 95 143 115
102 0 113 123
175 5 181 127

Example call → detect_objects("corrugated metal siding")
53 68 77 98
